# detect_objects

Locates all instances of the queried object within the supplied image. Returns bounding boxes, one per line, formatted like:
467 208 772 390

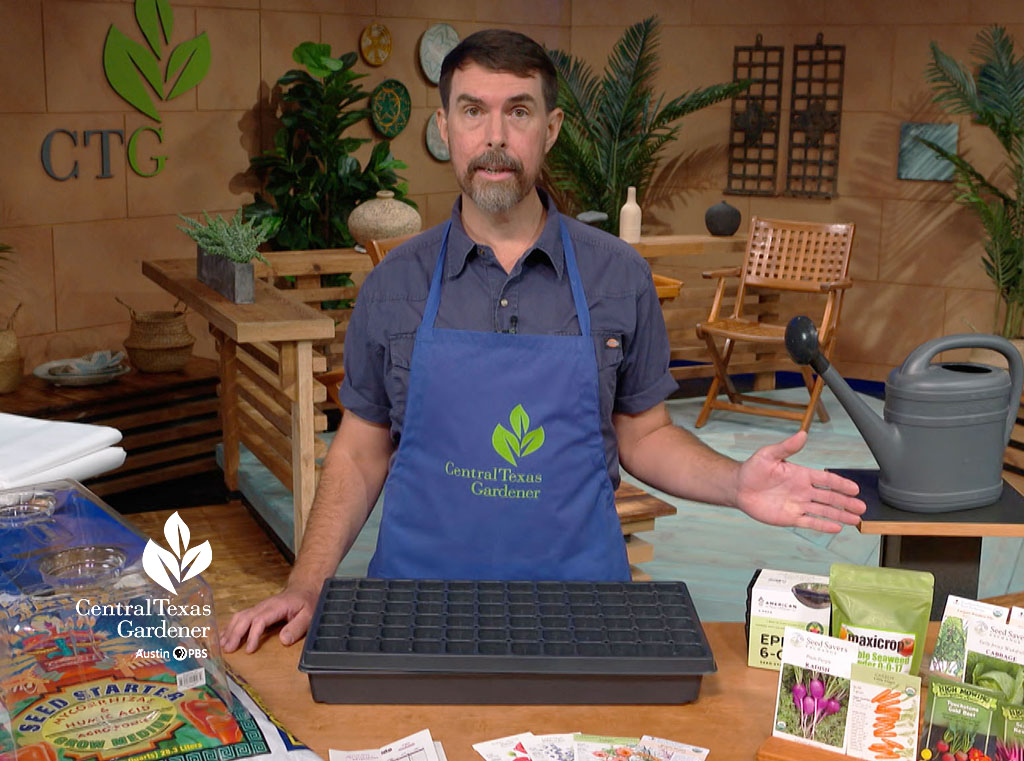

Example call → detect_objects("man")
221 29 864 654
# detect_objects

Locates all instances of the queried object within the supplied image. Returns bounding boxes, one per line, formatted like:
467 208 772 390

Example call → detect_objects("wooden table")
0 357 220 495
143 258 335 547
225 620 774 761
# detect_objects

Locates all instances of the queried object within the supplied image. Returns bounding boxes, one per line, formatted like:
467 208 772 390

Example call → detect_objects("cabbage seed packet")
963 619 1024 704
829 564 933 674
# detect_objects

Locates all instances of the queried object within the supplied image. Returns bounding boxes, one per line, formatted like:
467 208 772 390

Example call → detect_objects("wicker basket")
0 304 22 394
118 297 195 373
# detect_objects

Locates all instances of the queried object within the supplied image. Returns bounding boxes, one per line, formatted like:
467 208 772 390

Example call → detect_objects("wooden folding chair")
367 232 419 266
694 216 855 432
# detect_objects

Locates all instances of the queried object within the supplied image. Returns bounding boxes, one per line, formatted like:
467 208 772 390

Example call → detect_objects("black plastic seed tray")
299 578 717 705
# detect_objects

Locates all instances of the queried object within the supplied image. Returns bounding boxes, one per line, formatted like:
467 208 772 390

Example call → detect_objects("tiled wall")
0 0 1019 380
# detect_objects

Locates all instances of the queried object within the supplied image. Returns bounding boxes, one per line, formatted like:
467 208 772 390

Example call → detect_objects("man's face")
437 63 563 214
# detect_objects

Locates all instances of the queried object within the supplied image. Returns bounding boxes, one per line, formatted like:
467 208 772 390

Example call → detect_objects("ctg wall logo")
40 0 211 181
442 404 545 500
73 511 214 662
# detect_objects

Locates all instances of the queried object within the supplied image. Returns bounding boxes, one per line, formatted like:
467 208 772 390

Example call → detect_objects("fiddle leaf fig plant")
918 26 1024 337
244 42 415 251
544 16 749 234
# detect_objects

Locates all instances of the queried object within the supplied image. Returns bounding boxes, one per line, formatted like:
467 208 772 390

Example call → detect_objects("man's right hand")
219 585 319 654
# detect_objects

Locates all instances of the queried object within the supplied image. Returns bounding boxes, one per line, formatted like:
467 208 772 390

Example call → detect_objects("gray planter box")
196 246 255 304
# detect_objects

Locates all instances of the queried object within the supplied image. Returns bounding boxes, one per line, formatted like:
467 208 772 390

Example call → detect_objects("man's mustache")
467 150 523 175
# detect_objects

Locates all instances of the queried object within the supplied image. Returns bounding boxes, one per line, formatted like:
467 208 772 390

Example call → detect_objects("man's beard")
457 149 533 213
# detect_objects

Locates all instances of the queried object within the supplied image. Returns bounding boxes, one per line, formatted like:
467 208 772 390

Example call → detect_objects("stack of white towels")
0 413 126 489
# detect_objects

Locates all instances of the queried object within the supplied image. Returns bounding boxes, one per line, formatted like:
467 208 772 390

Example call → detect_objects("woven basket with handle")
0 303 22 393
118 297 195 373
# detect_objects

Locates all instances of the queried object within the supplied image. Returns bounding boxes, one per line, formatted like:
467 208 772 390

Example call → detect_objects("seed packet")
637 735 709 761
473 732 535 761
773 626 859 753
746 568 831 671
930 595 1010 679
996 702 1024 759
829 564 933 675
919 676 999 760
521 734 575 761
963 619 1024 703
845 663 921 761
572 734 643 761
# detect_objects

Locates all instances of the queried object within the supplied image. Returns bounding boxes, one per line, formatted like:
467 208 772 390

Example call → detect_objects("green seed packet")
963 619 1024 704
829 564 933 675
920 676 998 759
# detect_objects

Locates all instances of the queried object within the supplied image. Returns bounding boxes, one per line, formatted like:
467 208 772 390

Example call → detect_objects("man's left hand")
736 430 866 533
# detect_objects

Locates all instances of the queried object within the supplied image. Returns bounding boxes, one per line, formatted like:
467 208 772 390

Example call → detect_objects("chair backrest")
729 216 855 331
741 216 855 293
367 232 419 266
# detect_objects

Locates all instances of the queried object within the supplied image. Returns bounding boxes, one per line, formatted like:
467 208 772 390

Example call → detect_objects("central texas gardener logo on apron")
491 404 545 466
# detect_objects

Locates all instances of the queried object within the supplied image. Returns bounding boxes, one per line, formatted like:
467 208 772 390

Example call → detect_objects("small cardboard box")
747 568 831 671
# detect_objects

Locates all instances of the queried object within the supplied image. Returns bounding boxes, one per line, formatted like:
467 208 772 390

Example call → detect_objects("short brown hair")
439 29 558 113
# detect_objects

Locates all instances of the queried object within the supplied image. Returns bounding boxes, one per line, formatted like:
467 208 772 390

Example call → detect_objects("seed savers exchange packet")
930 595 1009 679
846 664 921 761
963 619 1024 703
773 626 858 753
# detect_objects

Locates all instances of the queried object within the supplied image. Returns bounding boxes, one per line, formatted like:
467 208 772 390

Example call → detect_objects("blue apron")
367 218 630 581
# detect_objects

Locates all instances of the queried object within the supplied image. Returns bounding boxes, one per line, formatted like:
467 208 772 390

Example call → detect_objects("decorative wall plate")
360 23 392 67
425 112 449 161
419 23 459 84
371 79 412 138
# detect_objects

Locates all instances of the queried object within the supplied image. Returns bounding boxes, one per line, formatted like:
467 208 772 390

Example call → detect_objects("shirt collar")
446 188 565 280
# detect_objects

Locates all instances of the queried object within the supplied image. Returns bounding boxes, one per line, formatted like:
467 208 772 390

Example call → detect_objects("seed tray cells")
299 579 717 705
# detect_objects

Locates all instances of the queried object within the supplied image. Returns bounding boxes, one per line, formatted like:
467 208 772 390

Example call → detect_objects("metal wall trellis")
725 34 783 196
784 33 845 199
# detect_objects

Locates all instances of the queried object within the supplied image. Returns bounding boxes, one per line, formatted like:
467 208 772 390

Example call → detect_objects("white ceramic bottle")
619 186 642 243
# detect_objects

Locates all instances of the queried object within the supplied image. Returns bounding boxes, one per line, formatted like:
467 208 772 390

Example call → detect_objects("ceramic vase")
619 186 642 243
705 200 741 236
348 190 422 249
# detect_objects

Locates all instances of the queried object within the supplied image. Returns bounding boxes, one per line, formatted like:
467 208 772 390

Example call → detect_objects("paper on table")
0 413 122 487
472 732 534 761
521 733 575 761
637 735 709 761
572 735 639 761
330 730 441 761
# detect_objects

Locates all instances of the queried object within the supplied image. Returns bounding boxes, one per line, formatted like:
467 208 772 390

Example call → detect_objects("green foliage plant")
244 42 415 251
919 26 1024 337
178 210 270 264
544 16 749 234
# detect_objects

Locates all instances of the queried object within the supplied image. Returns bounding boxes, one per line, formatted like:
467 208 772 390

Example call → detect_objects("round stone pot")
705 200 742 236
348 190 422 249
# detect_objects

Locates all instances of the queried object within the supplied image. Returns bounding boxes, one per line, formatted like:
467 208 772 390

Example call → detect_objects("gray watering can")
785 316 1024 513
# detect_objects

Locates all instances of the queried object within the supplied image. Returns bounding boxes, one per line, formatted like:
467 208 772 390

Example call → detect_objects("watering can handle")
902 333 1024 444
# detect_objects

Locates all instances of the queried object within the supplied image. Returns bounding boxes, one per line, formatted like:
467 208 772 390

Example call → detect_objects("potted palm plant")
918 26 1024 338
178 209 270 304
544 16 749 235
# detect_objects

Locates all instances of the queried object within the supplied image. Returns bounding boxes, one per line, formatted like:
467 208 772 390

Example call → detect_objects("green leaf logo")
492 404 545 466
103 0 211 122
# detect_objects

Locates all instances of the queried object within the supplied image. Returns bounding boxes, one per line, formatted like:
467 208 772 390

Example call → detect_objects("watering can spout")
784 316 901 469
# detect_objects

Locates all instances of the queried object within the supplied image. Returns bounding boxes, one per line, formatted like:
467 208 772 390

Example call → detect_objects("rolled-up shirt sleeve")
338 288 391 425
614 271 679 414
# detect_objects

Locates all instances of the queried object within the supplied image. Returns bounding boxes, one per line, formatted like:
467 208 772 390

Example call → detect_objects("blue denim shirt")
339 189 679 486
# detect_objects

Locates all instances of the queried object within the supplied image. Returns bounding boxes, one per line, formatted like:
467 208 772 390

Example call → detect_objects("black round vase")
705 200 741 236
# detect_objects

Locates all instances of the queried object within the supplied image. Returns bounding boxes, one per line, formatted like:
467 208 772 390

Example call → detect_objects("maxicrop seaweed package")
829 564 934 675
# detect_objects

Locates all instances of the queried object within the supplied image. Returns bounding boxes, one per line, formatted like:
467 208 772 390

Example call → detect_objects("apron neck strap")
423 216 591 335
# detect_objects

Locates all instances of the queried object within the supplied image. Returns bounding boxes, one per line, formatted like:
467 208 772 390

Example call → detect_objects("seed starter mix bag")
829 564 933 675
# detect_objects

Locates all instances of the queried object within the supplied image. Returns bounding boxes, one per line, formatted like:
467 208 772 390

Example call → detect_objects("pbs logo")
172 646 208 660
